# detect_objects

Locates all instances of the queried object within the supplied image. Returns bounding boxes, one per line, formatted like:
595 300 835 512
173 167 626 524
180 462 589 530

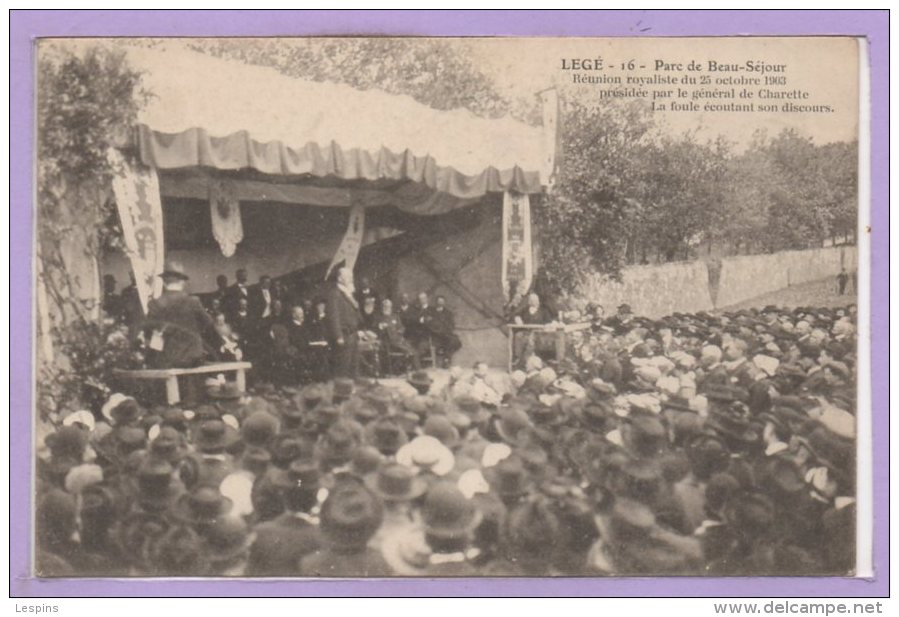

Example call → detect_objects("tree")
534 97 656 294
37 43 147 415
180 37 535 123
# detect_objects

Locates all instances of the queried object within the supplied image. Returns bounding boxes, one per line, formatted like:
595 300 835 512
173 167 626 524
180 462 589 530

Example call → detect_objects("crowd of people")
103 264 463 384
38 276 858 577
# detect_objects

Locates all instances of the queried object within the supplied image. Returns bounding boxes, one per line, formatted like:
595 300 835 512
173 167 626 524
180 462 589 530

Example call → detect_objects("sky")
45 36 860 150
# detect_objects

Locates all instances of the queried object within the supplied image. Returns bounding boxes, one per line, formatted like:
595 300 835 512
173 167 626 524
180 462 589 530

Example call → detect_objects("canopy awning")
117 44 548 201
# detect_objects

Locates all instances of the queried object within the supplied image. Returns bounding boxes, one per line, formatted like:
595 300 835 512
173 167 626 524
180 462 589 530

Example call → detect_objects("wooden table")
113 361 252 404
506 322 591 371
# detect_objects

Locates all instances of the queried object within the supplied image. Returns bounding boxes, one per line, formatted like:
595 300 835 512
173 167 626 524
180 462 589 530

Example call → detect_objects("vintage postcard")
12 11 885 599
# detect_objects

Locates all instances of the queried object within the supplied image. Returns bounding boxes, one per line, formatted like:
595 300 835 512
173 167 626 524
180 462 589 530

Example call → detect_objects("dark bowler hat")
319 483 384 550
422 482 483 540
194 419 240 453
364 463 427 503
134 457 182 512
172 486 233 526
485 455 532 501
422 415 460 448
315 420 360 467
159 260 189 281
147 524 209 576
240 410 280 447
364 417 409 456
202 515 255 565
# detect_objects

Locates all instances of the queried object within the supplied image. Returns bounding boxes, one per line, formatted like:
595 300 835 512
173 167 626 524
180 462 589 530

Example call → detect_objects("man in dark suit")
142 261 217 369
326 266 362 378
305 297 331 382
511 292 553 369
249 275 275 321
286 304 311 382
225 268 250 319
355 276 379 308
377 298 420 370
429 295 462 366
407 291 436 357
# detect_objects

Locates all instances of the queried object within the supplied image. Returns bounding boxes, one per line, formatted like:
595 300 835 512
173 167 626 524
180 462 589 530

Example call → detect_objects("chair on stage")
358 338 382 378
417 335 439 369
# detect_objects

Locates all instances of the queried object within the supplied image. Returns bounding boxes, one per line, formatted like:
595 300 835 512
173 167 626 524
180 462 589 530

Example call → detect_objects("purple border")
10 9 888 598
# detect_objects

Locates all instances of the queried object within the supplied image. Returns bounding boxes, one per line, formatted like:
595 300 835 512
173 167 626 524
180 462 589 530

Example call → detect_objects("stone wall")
581 246 857 317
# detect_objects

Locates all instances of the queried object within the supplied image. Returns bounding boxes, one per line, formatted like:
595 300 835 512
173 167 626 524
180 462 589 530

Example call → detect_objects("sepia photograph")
31 33 863 581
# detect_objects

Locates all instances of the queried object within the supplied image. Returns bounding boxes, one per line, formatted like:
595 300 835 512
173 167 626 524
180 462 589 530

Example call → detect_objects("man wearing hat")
326 266 362 378
248 460 323 576
301 481 393 577
142 260 217 370
606 303 636 335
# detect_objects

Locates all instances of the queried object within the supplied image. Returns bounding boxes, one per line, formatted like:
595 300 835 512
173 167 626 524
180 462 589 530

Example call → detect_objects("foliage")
181 38 532 123
36 44 147 415
38 321 143 420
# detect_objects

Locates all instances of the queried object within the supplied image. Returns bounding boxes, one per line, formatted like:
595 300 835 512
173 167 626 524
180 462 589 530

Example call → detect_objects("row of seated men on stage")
103 264 462 384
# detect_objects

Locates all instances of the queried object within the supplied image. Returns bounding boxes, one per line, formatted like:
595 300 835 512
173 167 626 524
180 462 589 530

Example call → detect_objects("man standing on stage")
142 260 217 369
326 266 362 377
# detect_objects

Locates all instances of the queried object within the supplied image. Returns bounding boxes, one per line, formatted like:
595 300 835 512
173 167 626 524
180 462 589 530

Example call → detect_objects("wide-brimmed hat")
315 420 360 467
115 511 172 571
363 387 396 416
172 487 233 526
422 482 482 540
395 435 455 476
495 407 534 445
242 445 272 473
453 395 491 424
319 483 384 550
484 455 532 500
133 457 183 512
364 463 428 503
295 384 328 411
147 524 209 576
349 445 384 477
804 426 854 479
422 415 461 448
763 456 806 495
159 260 189 281
194 419 240 453
706 409 760 445
101 393 133 423
148 426 187 465
202 515 255 565
407 371 433 390
344 398 378 423
703 384 750 404
363 417 409 456
332 378 355 401
108 397 143 426
271 434 314 468
62 409 96 433
241 411 280 447
45 425 89 461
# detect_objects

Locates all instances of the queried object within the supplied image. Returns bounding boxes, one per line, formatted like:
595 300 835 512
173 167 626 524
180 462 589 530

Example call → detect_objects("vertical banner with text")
325 205 366 280
109 150 165 314
501 191 534 300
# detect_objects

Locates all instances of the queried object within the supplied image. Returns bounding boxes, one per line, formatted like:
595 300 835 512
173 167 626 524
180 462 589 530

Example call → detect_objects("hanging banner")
109 150 164 314
325 205 366 280
501 191 534 300
209 178 243 257
538 88 560 190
